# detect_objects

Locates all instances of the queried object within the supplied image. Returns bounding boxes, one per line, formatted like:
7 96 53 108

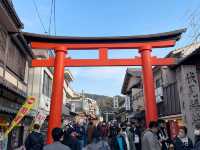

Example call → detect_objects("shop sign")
113 96 119 109
71 103 76 112
176 65 200 140
125 96 131 111
34 109 47 126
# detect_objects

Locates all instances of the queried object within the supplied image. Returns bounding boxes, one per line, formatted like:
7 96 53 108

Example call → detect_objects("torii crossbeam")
23 28 186 144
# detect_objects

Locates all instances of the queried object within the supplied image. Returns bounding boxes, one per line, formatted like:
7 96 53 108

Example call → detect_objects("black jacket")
25 131 44 150
194 141 200 150
62 129 81 150
113 135 127 150
173 136 193 150
194 136 200 150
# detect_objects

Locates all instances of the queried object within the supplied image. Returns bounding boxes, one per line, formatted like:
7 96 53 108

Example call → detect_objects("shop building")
0 0 33 149
121 42 200 140
121 69 144 120
69 97 100 120
121 69 145 128
27 49 77 138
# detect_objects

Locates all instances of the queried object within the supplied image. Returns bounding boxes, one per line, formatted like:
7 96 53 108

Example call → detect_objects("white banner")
34 109 47 126
125 96 131 111
113 96 119 108
71 103 76 112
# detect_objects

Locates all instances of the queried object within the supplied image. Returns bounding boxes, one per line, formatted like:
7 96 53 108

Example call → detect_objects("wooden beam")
32 57 176 67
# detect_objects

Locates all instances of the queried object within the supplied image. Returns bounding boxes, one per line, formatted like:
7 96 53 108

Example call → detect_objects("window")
42 71 52 97
6 42 26 79
0 26 7 64
156 78 162 88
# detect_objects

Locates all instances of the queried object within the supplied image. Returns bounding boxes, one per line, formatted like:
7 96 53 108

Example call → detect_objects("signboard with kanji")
113 96 119 109
176 65 200 140
125 96 131 111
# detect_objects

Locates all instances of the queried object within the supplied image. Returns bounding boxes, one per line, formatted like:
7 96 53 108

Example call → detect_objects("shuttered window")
6 41 26 79
42 71 52 97
0 26 7 64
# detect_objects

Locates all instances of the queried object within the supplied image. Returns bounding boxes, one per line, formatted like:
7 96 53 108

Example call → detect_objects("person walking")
74 121 85 149
113 127 127 150
62 122 81 150
130 121 141 150
62 123 74 148
87 121 95 144
173 126 193 150
100 122 108 140
93 123 101 143
157 119 170 150
194 123 200 150
83 133 111 150
109 122 118 150
121 123 130 150
43 127 71 150
142 121 161 150
25 124 44 150
126 122 136 150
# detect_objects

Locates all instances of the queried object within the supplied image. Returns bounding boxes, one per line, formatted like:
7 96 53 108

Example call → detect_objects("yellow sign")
5 96 36 136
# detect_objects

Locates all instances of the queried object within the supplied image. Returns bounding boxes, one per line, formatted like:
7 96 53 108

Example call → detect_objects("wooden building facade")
0 0 33 149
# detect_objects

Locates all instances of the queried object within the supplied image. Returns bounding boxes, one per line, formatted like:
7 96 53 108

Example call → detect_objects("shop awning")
127 112 137 119
133 111 145 120
0 105 17 114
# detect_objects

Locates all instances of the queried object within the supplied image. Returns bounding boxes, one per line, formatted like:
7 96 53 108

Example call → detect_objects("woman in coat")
113 127 127 150
87 121 95 144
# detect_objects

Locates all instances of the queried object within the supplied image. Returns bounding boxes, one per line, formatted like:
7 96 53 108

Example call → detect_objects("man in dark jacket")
43 128 71 150
74 122 86 148
173 126 193 150
25 124 44 150
130 121 141 150
157 119 170 150
62 124 81 150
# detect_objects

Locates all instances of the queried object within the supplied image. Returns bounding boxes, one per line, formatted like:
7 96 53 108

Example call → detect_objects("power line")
48 0 54 35
182 2 200 44
53 0 56 35
32 0 47 34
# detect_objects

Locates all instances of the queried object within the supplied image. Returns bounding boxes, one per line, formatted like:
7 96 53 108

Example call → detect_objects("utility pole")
82 89 84 111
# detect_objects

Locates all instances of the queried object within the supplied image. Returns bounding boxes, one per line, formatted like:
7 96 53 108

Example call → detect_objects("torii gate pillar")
47 47 66 144
140 46 158 126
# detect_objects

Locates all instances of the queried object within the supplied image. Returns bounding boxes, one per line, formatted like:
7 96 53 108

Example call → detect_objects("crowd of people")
24 119 200 150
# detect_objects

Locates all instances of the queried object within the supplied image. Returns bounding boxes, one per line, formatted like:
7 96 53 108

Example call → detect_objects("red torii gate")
23 29 185 143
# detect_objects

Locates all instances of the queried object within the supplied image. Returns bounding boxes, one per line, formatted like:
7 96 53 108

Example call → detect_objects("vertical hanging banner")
125 96 131 111
5 96 36 136
113 96 119 109
71 103 76 112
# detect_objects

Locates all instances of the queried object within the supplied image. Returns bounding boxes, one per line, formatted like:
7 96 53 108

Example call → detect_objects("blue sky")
13 0 200 96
